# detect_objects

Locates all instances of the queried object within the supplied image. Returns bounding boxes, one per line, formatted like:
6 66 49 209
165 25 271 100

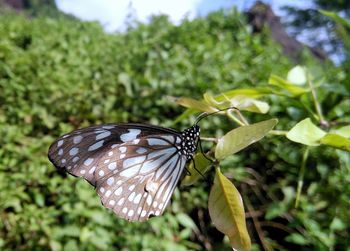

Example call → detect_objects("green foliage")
0 6 349 251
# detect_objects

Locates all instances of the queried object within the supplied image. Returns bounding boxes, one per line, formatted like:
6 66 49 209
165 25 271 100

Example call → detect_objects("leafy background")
0 1 349 251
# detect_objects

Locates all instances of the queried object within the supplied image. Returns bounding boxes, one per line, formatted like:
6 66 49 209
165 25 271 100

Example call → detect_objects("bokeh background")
0 0 349 250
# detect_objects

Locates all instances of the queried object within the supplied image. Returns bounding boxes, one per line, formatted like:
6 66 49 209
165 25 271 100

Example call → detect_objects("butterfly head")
181 124 200 159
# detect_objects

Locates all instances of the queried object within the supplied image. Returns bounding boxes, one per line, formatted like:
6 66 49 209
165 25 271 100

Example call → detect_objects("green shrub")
0 7 348 251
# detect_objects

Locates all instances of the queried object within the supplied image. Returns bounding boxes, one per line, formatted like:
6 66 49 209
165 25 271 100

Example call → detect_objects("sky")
55 0 312 33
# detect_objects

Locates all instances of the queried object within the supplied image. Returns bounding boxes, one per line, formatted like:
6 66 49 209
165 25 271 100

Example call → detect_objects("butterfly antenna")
194 106 238 125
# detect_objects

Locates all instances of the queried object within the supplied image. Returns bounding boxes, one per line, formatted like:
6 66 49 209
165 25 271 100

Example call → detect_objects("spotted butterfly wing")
48 123 200 221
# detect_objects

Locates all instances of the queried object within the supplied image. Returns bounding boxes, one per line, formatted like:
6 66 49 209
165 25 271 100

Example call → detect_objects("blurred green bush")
0 7 349 251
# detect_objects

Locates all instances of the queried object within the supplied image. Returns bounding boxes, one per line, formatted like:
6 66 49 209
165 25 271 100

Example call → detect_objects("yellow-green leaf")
208 168 251 251
203 92 231 109
220 88 271 99
230 96 270 114
169 96 216 113
215 118 278 159
320 134 350 151
181 153 211 186
269 74 309 96
332 125 350 138
286 118 326 146
204 93 270 114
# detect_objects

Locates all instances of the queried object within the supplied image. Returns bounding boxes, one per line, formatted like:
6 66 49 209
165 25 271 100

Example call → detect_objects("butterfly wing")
48 124 186 221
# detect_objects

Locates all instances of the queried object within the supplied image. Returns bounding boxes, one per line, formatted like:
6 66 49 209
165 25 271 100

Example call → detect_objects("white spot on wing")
123 156 146 169
84 158 94 166
147 138 168 146
117 197 125 205
120 165 140 177
96 131 111 140
73 135 83 144
107 177 114 185
58 149 63 155
128 192 136 201
57 140 64 147
128 184 135 191
146 195 152 206
89 166 96 174
161 135 175 142
119 146 127 153
128 210 134 217
108 162 117 170
120 129 141 142
115 187 123 196
88 140 104 151
136 147 147 154
134 193 142 204
69 147 79 156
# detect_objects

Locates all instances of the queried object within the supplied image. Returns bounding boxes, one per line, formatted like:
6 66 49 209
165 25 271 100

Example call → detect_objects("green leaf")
286 233 310 245
176 213 198 230
203 92 231 108
269 74 309 96
320 10 350 29
265 202 287 220
287 65 307 85
320 134 350 151
330 217 347 231
220 88 272 99
169 96 216 113
215 118 278 159
286 118 326 146
208 168 251 251
203 92 269 113
231 96 270 114
181 153 211 186
332 125 350 138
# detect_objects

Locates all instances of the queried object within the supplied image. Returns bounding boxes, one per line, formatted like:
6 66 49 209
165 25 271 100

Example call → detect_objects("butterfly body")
48 123 200 221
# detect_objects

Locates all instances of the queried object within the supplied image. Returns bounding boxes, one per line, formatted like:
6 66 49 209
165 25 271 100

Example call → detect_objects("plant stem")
269 130 288 136
307 74 328 127
226 111 246 126
200 137 218 142
295 147 309 208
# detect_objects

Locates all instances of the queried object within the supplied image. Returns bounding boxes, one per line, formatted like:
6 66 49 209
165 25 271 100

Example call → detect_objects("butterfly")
48 123 201 221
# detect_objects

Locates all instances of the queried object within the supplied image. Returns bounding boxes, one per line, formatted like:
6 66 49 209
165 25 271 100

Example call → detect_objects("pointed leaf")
220 88 272 99
332 125 350 138
203 92 231 109
269 74 309 96
169 96 216 113
320 134 350 151
287 65 307 85
204 93 269 113
208 168 251 251
286 118 326 146
181 153 211 186
215 119 278 159
230 96 270 114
